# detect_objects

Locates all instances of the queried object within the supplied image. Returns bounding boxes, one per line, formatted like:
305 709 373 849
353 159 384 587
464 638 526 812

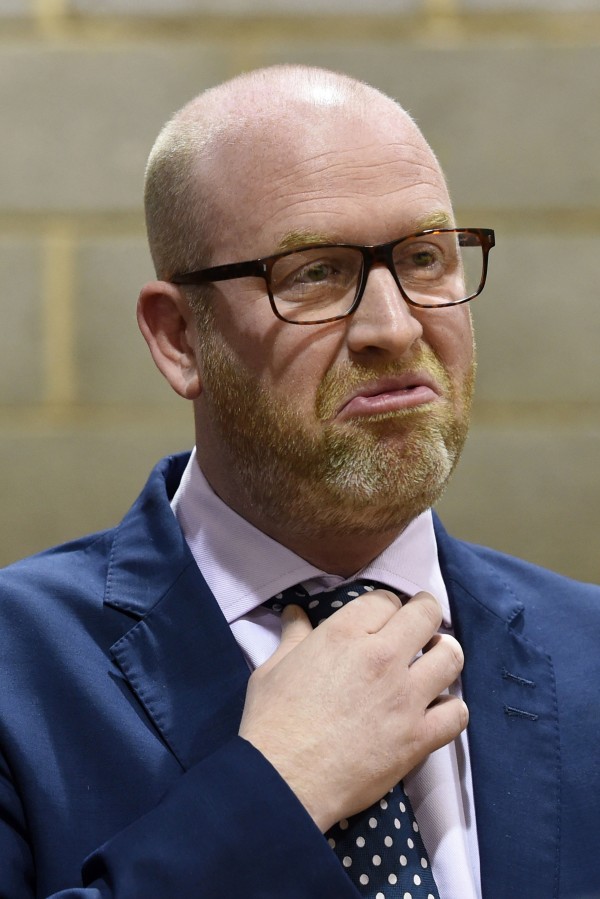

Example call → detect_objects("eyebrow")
275 211 455 253
276 229 339 252
414 210 455 231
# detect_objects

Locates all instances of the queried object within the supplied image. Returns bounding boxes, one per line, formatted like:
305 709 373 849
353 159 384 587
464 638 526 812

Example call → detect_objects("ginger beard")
196 314 475 540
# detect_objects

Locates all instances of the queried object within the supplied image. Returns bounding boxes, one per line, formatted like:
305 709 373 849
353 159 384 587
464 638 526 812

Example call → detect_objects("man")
0 65 598 898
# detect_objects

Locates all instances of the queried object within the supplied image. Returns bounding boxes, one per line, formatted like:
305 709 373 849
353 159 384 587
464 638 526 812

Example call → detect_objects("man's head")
138 65 478 572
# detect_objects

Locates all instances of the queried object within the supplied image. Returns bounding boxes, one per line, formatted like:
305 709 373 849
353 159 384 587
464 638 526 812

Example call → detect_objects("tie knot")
266 579 389 627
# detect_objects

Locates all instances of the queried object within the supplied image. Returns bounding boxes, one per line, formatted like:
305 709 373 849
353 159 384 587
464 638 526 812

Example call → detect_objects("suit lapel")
103 455 251 771
435 518 560 899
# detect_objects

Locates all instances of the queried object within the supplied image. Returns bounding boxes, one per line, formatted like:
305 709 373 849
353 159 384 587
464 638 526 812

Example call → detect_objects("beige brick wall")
1 0 599 582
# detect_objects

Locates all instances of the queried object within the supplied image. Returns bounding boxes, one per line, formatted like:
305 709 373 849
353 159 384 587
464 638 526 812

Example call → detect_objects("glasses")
170 227 495 325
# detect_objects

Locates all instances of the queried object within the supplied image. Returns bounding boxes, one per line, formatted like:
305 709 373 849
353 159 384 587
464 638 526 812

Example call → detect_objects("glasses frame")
170 227 496 325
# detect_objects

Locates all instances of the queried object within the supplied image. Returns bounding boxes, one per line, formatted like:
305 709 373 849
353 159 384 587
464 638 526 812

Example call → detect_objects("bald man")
0 66 598 899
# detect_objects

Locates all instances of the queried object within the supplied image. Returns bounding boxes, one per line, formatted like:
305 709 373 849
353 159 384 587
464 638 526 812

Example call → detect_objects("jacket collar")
104 454 251 770
434 516 560 898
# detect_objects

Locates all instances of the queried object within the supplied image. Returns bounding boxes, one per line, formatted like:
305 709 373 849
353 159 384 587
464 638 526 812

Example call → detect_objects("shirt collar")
171 448 451 629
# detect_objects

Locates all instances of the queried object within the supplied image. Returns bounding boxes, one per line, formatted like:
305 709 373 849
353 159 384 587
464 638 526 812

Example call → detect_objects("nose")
344 263 423 358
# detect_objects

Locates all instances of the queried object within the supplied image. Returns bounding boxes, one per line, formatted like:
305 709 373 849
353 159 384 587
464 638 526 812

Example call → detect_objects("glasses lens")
270 246 363 323
393 230 484 307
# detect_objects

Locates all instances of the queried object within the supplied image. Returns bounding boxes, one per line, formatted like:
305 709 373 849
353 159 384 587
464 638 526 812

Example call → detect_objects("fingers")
413 633 465 698
359 590 443 662
281 603 313 645
259 605 313 674
324 587 404 634
421 693 469 755
404 633 467 757
315 590 445 680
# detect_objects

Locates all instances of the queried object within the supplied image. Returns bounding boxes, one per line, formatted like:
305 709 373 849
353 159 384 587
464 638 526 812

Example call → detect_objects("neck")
196 438 415 577
265 527 405 578
202 468 406 577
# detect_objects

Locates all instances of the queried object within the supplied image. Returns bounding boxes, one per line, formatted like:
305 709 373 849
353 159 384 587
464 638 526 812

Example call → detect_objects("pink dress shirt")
172 448 481 898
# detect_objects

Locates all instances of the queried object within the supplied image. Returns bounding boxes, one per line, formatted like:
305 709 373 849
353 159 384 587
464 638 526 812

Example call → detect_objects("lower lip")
336 386 439 421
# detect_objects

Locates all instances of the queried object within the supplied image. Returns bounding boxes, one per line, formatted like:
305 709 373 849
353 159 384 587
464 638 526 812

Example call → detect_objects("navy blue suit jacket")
1 454 599 898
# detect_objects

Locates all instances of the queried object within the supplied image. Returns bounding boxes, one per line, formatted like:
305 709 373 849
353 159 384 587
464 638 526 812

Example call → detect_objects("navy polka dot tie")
266 580 440 899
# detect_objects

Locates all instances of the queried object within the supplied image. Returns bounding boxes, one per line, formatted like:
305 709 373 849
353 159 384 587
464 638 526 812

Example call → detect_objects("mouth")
332 373 442 422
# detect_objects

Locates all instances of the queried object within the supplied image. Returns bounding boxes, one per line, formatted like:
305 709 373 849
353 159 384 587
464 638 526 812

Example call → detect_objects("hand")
239 590 468 832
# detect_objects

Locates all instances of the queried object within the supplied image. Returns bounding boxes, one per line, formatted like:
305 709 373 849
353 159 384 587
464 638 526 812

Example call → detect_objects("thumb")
261 605 313 674
281 603 313 648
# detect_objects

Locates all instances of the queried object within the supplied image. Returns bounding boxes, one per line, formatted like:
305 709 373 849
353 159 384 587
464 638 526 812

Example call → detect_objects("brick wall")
1 0 599 581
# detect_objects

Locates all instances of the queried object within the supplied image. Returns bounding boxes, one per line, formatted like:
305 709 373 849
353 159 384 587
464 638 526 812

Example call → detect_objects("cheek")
423 308 475 379
262 323 348 410
206 285 279 376
265 337 340 417
207 288 341 410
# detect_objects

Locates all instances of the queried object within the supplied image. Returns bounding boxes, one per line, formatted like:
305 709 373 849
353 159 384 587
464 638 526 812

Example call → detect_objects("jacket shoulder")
0 452 191 616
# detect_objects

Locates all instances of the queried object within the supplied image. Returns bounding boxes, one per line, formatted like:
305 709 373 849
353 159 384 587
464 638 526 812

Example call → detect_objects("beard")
196 316 475 542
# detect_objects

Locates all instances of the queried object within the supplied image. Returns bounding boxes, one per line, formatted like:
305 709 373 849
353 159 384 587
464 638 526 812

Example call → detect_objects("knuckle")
434 718 457 748
374 588 402 609
443 635 465 672
416 591 443 631
423 717 447 749
365 640 394 678
423 698 467 749
322 608 355 642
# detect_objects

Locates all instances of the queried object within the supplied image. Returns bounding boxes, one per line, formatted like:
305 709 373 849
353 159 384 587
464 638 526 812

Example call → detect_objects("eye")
394 239 455 282
410 248 442 269
293 261 340 284
272 248 358 297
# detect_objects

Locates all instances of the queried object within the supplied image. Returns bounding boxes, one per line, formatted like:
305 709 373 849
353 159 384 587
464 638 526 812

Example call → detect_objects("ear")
137 281 202 400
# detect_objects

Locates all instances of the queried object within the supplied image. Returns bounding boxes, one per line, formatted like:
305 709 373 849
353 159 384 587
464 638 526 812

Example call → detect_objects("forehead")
204 97 452 262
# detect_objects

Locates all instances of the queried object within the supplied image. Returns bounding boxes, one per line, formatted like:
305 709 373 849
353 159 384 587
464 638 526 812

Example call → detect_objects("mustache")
314 345 453 422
